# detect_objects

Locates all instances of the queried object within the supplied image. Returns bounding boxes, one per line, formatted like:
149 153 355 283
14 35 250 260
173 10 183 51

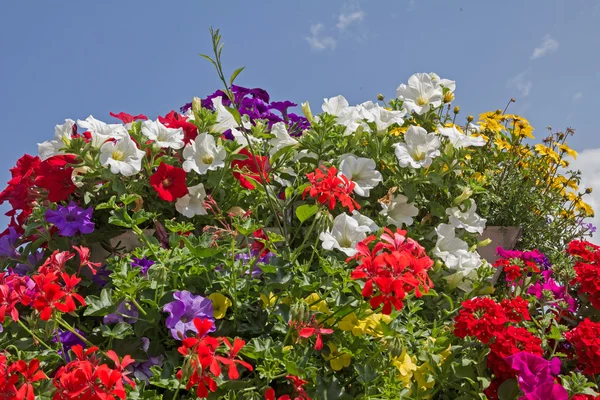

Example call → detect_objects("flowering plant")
0 29 598 399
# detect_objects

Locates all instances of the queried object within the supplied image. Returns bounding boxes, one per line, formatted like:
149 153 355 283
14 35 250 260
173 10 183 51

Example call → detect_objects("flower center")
339 237 353 248
201 154 214 164
162 178 173 187
416 96 428 106
112 150 125 161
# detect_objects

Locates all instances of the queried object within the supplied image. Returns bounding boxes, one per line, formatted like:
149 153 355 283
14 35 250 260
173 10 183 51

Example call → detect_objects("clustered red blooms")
150 162 189 202
567 240 600 309
231 149 271 190
302 166 359 212
564 318 600 376
177 318 253 398
453 296 542 399
290 316 333 351
53 345 135 400
0 248 92 327
0 152 80 236
0 355 47 400
346 228 433 315
265 375 311 400
493 258 540 282
572 395 600 400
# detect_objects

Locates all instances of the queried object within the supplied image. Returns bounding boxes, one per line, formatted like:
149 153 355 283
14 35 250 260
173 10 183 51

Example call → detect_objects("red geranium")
303 166 359 212
150 162 189 202
10 358 47 400
565 318 600 375
453 297 508 344
487 326 543 380
293 317 333 351
500 296 531 323
231 149 270 190
35 155 78 202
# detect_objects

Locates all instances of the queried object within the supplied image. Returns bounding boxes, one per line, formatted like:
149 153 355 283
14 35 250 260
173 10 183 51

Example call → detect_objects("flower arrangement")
0 28 598 399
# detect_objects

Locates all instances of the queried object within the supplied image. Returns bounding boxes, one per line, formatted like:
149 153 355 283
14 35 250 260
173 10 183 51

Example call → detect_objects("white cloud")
569 148 600 244
508 70 533 98
306 24 337 51
531 34 559 60
336 10 365 30
573 92 584 101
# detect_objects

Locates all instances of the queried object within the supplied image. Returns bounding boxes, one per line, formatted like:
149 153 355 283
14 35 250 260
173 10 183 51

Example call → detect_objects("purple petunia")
104 301 139 324
132 257 155 275
163 290 215 340
129 337 164 382
496 247 551 270
91 264 111 288
45 201 95 237
504 352 567 400
527 270 577 312
0 227 20 258
53 329 86 362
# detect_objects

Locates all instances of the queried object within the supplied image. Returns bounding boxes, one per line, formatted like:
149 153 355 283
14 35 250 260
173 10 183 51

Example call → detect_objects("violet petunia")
163 290 215 340
132 257 155 275
53 329 86 362
45 201 95 237
104 301 139 324
129 337 164 382
0 227 20 258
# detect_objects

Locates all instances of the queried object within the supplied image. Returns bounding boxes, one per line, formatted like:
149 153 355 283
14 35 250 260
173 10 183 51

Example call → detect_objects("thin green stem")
17 319 53 351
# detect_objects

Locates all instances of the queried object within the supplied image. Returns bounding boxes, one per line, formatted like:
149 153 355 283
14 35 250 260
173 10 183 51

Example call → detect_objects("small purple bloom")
129 337 164 382
163 290 215 340
45 201 95 237
53 329 86 361
104 301 139 324
0 227 20 258
132 257 155 275
504 352 567 400
13 250 45 276
92 265 111 288
180 102 192 113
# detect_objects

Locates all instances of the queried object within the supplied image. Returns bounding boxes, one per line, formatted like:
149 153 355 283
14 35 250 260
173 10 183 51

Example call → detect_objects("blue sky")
1 0 600 228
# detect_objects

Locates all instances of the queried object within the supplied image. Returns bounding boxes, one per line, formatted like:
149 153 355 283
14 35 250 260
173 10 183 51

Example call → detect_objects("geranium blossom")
393 126 440 169
182 133 226 175
338 154 382 197
396 73 443 115
99 135 145 176
303 166 359 212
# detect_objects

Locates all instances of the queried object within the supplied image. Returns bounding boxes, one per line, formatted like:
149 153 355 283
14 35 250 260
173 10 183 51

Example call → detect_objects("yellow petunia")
338 312 365 336
304 293 331 315
323 343 351 371
392 350 417 378
208 293 232 319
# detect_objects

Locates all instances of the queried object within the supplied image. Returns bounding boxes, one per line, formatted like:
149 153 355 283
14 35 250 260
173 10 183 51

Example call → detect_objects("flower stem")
16 319 54 351
56 318 95 348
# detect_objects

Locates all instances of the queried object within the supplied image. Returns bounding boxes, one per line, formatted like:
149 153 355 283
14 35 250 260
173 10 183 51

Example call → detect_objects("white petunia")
231 128 261 146
359 101 406 133
444 249 485 291
176 183 208 218
141 120 184 150
396 73 443 115
320 212 377 256
380 193 419 227
77 115 128 148
432 223 468 261
351 210 379 232
269 122 298 156
437 125 485 149
210 96 239 134
322 95 350 116
182 133 226 175
38 119 76 160
339 154 383 197
445 200 487 234
429 72 456 93
393 126 441 169
99 135 145 177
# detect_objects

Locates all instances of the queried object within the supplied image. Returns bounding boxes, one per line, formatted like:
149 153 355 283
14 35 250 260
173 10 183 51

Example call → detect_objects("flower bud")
301 101 314 123
453 105 460 114
467 115 474 123
444 92 455 103
477 238 492 247
586 188 593 194
377 94 385 101
454 187 473 205
388 337 404 357
228 206 246 217
192 97 202 113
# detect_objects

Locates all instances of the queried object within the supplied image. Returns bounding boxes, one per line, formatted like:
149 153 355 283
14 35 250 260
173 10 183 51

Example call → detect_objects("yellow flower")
323 343 351 371
414 362 436 391
208 293 232 319
390 126 408 136
558 143 578 159
565 192 579 202
576 199 594 216
534 144 559 163
304 293 331 315
392 350 417 378
338 312 366 336
494 136 512 151
363 313 391 337
478 111 504 133
260 292 278 308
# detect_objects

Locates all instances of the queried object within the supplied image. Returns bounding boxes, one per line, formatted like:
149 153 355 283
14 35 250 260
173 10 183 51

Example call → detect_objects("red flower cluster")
572 395 600 400
0 152 79 236
303 166 359 212
159 110 198 144
568 240 600 309
0 356 47 400
150 162 189 202
53 346 135 400
487 326 543 380
231 149 271 190
290 317 333 351
347 228 433 315
265 375 311 400
564 318 600 376
493 258 540 282
177 318 253 398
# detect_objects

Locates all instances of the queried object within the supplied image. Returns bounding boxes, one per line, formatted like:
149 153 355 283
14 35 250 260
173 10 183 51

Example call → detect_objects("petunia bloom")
163 290 215 340
393 126 441 169
45 202 95 237
150 163 189 202
182 133 226 175
338 154 383 197
99 135 145 176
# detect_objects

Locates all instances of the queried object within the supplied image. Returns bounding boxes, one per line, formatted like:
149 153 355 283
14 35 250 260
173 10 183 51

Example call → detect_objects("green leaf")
296 205 319 223
84 289 115 316
355 364 378 384
101 322 134 339
498 378 520 400
229 66 245 86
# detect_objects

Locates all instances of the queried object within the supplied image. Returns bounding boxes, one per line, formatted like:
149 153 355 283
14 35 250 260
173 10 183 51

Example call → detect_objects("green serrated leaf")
296 204 319 223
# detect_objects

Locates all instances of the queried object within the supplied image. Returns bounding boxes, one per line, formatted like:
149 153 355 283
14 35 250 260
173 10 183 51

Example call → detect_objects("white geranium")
380 194 419 227
339 154 382 197
141 120 184 149
38 119 76 160
393 126 440 169
396 73 444 115
446 200 487 234
269 122 298 156
320 212 377 256
210 96 239 134
182 133 226 175
77 115 128 148
176 183 208 218
99 135 145 176
433 223 468 261
437 125 485 149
